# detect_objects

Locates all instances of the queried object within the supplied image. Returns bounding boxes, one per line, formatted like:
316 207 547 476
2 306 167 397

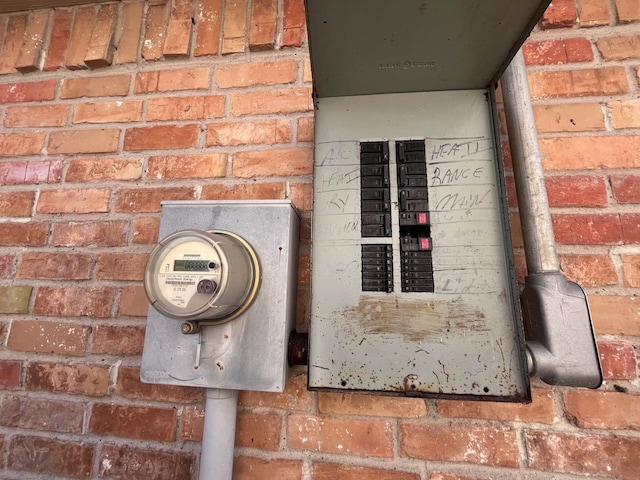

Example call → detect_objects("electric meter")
144 229 260 333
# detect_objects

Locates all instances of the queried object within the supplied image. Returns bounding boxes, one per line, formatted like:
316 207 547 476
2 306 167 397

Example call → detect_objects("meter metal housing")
140 200 300 393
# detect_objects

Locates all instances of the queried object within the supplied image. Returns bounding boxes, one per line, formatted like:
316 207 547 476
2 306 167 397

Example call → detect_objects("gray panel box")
140 200 300 393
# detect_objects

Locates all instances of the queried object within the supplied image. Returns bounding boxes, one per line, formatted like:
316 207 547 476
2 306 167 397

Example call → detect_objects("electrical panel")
140 200 299 393
308 91 530 401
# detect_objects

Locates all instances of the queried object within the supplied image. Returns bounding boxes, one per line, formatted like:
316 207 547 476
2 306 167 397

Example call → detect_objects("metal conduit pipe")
501 50 602 389
198 389 238 480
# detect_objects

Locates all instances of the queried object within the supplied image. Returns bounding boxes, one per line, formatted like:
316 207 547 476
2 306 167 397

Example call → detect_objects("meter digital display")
173 260 213 272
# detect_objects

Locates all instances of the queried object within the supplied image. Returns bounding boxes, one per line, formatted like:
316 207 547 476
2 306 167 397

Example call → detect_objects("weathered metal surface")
308 90 530 401
140 200 300 393
305 0 552 97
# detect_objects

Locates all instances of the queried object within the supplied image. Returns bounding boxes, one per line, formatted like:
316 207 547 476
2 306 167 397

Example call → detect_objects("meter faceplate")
144 229 259 325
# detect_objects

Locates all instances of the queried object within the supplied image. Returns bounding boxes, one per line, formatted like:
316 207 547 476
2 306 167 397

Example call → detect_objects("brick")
609 99 640 129
565 390 639 430
0 14 27 74
115 187 195 212
597 35 640 60
303 58 312 82
66 158 143 182
429 474 487 480
195 0 222 56
287 415 393 457
17 252 92 280
181 405 204 440
566 37 595 61
313 463 420 480
239 374 311 410
590 295 640 336
0 160 62 185
578 0 611 25
622 255 640 287
120 285 150 317
216 60 297 88
51 221 127 247
164 0 196 57
4 104 69 127
60 74 130 98
534 103 604 133
297 116 314 142
599 341 637 379
0 361 21 389
0 286 32 314
289 183 312 211
222 0 247 53
250 0 277 50
0 255 13 278
124 125 199 151
559 254 618 286
148 154 227 179
142 3 169 60
99 444 194 480
400 423 518 467
0 132 45 156
233 148 313 177
540 136 640 170
66 6 95 69
0 191 35 217
116 1 144 64
37 188 110 213
0 396 84 433
44 9 72 71
117 366 202 403
437 389 554 423
234 457 302 480
8 321 89 356
92 325 145 356
201 182 286 200
235 412 282 450
282 0 305 47
231 88 312 115
611 176 640 203
135 67 210 93
545 176 608 207
48 129 119 154
526 430 640 478
528 67 628 99
298 253 310 286
0 223 48 247
207 120 291 146
90 404 176 441
523 40 567 65
73 100 143 124
318 392 426 418
84 3 118 67
622 213 640 243
33 287 114 318
617 0 640 22
97 253 147 281
540 0 577 28
552 214 622 244
16 10 50 73
133 216 160 244
146 95 224 120
8 436 94 478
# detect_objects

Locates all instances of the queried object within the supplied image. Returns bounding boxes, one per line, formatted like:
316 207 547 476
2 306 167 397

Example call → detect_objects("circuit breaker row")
359 141 434 293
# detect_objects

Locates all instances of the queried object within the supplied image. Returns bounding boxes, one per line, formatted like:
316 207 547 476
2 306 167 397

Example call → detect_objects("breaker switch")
360 141 392 238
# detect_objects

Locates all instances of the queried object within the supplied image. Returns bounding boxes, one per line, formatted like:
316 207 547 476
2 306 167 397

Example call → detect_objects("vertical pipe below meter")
501 49 560 274
199 389 238 480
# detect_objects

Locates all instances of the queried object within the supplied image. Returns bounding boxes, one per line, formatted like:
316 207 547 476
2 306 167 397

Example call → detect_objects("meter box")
305 0 551 401
141 200 299 393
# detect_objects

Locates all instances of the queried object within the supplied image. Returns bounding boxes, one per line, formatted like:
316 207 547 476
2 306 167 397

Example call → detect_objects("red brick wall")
0 1 638 479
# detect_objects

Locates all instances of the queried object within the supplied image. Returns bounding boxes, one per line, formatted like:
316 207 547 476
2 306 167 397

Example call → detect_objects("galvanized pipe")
501 49 560 274
199 389 238 480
